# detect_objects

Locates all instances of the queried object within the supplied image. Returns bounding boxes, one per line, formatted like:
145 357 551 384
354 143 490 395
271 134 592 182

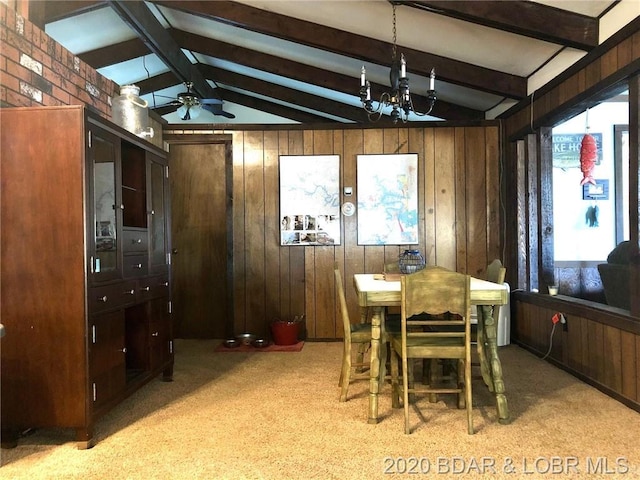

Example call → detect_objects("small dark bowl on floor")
223 338 240 348
236 333 257 345
252 338 269 348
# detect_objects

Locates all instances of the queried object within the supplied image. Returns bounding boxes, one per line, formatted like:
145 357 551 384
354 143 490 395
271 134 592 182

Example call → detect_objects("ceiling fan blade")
202 103 235 119
200 98 224 105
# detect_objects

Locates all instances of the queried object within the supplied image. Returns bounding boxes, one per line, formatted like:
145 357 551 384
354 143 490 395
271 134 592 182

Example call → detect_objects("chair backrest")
484 259 507 323
400 267 471 347
334 263 352 340
486 259 506 285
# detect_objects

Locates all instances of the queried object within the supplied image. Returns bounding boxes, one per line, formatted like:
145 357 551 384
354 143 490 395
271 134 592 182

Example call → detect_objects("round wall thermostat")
341 202 355 216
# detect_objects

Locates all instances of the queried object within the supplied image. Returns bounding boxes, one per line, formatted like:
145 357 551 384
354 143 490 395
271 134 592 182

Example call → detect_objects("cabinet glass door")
149 155 168 273
90 128 120 281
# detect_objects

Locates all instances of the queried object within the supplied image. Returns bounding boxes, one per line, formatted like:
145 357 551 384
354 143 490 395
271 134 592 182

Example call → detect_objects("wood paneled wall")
512 292 640 412
229 124 501 339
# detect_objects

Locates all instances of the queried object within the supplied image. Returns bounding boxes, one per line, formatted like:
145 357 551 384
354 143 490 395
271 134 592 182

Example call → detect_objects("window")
551 90 630 308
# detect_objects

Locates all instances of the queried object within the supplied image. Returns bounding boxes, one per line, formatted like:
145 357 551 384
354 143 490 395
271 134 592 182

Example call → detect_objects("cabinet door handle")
124 289 135 295
163 282 169 287
98 295 108 302
140 286 150 292
120 204 125 210
119 347 127 354
132 238 142 244
151 332 159 337
133 263 142 269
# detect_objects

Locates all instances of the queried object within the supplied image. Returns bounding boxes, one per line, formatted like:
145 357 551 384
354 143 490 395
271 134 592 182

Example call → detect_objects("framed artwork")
279 155 341 246
357 153 419 245
582 179 609 200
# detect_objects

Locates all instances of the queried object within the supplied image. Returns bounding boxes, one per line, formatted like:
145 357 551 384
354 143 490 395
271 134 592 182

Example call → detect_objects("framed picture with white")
279 155 341 246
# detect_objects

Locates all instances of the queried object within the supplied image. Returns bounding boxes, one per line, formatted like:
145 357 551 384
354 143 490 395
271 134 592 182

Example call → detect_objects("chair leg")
339 345 351 402
402 355 411 434
355 342 367 373
390 347 400 409
428 359 438 403
465 358 474 435
457 359 465 409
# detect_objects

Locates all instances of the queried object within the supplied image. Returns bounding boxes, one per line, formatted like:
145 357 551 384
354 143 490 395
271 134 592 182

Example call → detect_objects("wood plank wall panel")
434 128 457 270
512 299 639 410
264 131 281 327
232 132 247 331
486 127 501 263
243 131 267 335
466 127 489 277
231 125 500 340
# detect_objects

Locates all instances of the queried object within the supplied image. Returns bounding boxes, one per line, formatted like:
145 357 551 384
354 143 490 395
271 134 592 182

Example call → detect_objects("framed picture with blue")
356 153 419 245
279 154 341 246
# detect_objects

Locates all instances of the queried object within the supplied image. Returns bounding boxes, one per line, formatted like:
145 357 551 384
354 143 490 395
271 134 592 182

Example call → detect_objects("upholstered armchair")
597 241 631 310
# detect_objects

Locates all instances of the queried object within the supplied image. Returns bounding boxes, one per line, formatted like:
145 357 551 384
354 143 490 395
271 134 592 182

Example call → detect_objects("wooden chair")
389 266 473 434
335 263 372 402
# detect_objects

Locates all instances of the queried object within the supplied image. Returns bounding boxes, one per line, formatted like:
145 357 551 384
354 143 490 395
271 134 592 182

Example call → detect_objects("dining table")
353 270 510 425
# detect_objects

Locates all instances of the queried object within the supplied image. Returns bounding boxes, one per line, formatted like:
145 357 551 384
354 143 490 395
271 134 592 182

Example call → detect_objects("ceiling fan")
157 82 235 120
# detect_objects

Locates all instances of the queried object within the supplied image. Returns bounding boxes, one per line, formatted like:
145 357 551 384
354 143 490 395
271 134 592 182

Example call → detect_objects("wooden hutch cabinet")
0 106 173 449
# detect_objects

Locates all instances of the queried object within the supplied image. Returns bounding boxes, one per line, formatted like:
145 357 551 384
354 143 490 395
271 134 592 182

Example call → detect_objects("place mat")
214 341 304 353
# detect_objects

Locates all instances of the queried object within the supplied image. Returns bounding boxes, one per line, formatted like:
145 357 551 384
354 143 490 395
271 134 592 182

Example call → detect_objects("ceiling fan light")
177 103 202 120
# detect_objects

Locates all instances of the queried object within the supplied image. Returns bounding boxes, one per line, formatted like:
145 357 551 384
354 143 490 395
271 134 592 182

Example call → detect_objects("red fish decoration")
579 133 597 186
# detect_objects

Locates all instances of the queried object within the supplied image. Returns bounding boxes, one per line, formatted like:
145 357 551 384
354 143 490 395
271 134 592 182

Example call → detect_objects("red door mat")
214 341 304 353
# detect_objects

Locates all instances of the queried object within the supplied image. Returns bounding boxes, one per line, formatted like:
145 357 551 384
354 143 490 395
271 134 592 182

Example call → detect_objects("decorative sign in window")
279 155 341 246
552 133 602 168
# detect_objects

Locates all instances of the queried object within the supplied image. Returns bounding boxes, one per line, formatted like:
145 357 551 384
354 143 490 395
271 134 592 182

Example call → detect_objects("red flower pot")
270 320 300 345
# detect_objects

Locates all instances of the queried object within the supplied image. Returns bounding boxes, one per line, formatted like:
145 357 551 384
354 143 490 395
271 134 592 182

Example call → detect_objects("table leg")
479 305 510 424
475 312 493 391
368 306 385 424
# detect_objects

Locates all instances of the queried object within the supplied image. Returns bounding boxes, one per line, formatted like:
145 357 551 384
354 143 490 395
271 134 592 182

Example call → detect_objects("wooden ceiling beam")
39 1 106 24
106 0 218 101
76 31 483 122
143 72 335 123
401 1 599 51
155 0 527 99
171 29 483 121
213 89 339 124
198 64 369 123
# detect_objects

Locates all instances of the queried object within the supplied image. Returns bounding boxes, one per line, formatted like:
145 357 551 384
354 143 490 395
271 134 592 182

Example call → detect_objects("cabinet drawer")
90 281 137 313
123 254 149 278
122 229 148 253
137 275 170 302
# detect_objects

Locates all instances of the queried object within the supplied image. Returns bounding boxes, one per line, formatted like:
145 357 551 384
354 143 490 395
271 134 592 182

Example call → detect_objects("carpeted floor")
1 340 639 479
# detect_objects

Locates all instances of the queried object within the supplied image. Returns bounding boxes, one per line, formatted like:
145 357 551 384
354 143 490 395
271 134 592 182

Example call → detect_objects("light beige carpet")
1 340 639 479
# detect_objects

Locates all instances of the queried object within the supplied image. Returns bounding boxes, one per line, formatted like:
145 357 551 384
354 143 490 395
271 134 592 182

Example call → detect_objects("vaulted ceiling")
37 0 630 125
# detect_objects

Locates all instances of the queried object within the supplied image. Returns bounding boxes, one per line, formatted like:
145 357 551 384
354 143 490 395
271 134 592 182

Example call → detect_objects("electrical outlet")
561 313 568 332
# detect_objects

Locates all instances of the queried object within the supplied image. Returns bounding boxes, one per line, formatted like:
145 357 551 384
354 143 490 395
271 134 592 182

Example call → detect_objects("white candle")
400 54 406 78
430 68 435 90
366 81 371 101
361 66 366 87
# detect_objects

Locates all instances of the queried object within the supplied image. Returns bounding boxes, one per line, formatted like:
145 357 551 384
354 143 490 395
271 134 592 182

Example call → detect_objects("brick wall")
0 2 118 119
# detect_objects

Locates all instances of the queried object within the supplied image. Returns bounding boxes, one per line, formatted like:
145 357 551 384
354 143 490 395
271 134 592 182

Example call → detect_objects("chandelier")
359 3 436 123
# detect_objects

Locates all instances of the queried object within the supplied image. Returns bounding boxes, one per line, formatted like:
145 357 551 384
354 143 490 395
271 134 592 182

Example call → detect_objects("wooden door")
169 142 230 338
